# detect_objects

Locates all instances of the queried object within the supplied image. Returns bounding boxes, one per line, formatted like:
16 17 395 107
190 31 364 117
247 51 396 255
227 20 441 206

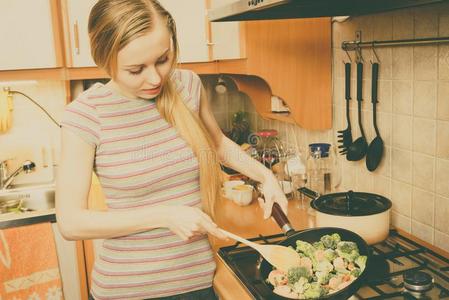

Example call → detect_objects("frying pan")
258 203 372 300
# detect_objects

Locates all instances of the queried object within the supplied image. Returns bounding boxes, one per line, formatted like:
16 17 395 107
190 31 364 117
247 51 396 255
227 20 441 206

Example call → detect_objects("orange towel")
0 223 64 299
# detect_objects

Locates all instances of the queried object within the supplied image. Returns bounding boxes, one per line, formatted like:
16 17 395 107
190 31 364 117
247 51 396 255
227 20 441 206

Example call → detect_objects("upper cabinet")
159 0 210 63
63 0 98 67
0 0 62 71
209 0 245 60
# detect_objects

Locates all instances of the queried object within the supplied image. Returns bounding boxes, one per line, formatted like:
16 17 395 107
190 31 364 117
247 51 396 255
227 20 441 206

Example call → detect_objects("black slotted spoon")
366 62 384 171
337 63 353 155
347 62 368 161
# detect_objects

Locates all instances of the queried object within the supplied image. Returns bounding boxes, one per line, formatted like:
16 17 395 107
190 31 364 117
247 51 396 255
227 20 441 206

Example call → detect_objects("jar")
307 143 335 194
253 129 285 170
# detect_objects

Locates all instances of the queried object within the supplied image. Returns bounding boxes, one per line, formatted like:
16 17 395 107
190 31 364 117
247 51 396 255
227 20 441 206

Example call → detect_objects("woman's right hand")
165 206 227 241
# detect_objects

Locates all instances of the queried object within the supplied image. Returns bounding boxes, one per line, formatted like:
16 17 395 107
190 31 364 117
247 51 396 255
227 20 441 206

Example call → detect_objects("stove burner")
403 270 434 293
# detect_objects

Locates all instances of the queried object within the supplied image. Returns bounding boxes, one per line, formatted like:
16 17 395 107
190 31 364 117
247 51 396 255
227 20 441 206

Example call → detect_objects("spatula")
219 229 302 272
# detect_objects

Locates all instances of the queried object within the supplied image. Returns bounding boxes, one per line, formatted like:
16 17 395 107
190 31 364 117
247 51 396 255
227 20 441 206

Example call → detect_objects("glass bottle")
306 147 324 195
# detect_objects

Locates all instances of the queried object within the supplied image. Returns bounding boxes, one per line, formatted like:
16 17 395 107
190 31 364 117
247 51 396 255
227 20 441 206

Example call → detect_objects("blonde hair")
88 0 222 217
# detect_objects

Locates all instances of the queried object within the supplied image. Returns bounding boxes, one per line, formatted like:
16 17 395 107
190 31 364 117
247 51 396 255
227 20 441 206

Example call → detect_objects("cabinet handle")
206 40 215 46
74 21 80 55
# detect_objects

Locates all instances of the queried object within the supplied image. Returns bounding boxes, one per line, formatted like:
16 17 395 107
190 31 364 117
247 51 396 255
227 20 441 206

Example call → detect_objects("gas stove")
217 230 449 299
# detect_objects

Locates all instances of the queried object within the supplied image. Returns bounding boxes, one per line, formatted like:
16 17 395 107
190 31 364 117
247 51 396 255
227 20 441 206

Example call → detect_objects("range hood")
208 0 447 22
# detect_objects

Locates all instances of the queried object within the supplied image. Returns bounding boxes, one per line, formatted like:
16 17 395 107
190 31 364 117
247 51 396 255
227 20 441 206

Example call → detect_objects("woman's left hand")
258 176 288 219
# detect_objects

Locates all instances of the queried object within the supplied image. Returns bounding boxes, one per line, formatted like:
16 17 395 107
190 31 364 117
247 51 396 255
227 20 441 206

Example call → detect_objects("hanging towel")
0 89 13 133
0 223 64 300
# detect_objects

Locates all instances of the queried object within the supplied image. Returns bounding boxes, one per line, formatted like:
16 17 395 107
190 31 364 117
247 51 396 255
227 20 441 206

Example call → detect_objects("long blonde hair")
88 0 222 217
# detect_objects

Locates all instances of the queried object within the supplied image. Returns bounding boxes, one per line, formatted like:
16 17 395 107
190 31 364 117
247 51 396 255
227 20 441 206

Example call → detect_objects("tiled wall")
0 81 66 185
205 3 449 252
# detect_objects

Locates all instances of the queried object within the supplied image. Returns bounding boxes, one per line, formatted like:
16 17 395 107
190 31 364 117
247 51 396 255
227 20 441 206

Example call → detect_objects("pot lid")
311 190 392 216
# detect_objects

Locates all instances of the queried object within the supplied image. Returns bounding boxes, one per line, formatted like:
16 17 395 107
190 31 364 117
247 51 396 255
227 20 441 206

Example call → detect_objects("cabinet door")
0 0 58 70
52 223 83 300
159 0 210 63
66 0 97 67
210 0 244 60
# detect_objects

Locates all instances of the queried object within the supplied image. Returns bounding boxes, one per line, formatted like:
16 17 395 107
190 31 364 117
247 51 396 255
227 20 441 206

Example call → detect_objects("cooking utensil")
219 228 301 272
259 203 371 300
366 62 384 172
299 187 391 245
347 62 368 161
337 63 353 155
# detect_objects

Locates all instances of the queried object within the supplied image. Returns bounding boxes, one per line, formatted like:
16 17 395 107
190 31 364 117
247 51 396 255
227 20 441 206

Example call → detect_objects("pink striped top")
61 69 215 300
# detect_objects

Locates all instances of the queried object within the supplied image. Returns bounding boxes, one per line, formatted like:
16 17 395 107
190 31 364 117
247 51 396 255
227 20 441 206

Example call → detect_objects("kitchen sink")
0 183 55 212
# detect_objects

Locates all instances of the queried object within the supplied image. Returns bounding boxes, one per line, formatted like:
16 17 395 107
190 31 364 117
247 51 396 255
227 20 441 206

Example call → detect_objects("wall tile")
439 9 449 36
392 80 412 115
436 121 449 159
437 81 449 121
378 80 392 113
435 230 449 252
413 46 438 81
373 13 393 40
392 148 412 183
373 175 392 199
412 153 435 191
411 221 434 244
438 45 449 80
435 158 449 197
377 112 392 147
393 9 414 39
377 48 393 80
413 81 437 118
435 195 449 234
392 211 411 233
414 6 439 38
393 115 412 150
412 188 434 226
392 180 412 217
392 47 413 80
356 167 374 192
375 146 391 177
413 118 436 155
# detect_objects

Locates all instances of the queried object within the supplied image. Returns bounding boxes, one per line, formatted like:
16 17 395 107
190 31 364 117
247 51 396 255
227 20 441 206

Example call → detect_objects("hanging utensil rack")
342 31 449 51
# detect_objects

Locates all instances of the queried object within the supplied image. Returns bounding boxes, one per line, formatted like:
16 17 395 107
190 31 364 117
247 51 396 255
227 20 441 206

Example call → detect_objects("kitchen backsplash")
0 81 65 185
204 2 449 252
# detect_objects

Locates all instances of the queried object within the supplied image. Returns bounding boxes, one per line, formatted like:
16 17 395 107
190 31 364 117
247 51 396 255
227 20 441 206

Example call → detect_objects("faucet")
0 160 36 190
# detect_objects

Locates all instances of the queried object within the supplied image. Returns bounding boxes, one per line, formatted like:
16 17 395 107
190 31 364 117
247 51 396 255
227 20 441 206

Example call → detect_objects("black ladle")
366 63 384 171
347 62 368 161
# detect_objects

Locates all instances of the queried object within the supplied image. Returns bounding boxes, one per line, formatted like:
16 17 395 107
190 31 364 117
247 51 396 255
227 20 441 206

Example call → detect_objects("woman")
56 0 288 299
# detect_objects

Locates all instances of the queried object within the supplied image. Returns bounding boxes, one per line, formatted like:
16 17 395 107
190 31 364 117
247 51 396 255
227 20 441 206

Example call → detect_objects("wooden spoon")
220 229 302 272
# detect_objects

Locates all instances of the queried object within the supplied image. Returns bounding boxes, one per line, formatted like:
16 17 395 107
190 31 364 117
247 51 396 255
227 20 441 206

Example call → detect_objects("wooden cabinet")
160 0 210 63
63 0 98 67
0 0 63 71
52 223 84 300
209 0 245 60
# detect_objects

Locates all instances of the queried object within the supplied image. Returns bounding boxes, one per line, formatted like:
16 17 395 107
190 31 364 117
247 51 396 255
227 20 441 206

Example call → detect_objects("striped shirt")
61 69 216 300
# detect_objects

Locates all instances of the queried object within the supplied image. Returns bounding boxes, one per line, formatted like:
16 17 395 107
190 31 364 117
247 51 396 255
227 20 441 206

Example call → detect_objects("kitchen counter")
0 208 55 229
211 198 313 300
210 197 449 300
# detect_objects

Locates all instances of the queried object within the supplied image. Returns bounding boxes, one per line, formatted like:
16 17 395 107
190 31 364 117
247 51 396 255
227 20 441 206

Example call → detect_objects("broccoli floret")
291 277 310 295
324 249 337 262
315 260 334 273
315 271 331 285
287 266 311 283
331 233 341 244
355 255 367 272
336 241 360 262
350 267 362 277
320 234 339 249
303 282 325 299
313 241 325 250
296 240 316 258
